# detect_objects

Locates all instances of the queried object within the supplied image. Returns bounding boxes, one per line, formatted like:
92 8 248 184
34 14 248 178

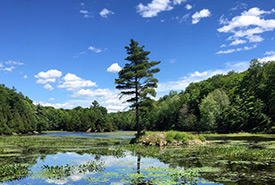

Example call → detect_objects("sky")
0 0 275 112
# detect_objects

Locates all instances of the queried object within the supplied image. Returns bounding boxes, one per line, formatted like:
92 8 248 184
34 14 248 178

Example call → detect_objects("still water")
40 132 135 139
1 151 219 185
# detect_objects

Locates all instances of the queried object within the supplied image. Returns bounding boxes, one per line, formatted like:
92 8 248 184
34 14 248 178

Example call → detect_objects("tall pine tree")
115 39 160 137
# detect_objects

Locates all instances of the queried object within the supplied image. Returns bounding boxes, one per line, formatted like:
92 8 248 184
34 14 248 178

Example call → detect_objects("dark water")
40 132 135 139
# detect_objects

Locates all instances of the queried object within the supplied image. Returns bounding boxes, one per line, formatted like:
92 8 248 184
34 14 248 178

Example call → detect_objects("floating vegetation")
0 164 31 182
0 133 275 184
40 160 104 180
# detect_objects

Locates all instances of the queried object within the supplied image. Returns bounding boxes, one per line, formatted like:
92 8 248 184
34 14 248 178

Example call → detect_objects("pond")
40 131 135 139
0 133 274 184
1 151 220 185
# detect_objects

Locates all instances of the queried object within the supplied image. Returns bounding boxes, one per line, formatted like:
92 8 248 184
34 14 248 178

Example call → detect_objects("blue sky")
0 0 275 112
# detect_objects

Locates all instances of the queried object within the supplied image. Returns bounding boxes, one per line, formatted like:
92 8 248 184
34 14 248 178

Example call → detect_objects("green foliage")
198 135 206 142
115 39 160 137
199 89 230 131
0 164 31 182
1 59 274 135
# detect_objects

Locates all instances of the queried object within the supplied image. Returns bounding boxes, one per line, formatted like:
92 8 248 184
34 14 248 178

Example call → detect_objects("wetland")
0 132 275 185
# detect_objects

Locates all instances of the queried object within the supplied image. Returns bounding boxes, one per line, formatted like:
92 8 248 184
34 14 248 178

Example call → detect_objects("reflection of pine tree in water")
137 154 140 174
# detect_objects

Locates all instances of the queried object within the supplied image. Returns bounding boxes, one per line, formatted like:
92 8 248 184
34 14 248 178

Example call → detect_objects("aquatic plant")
41 160 104 180
0 164 31 182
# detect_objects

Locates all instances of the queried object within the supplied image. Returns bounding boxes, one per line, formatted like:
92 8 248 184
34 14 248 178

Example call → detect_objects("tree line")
0 85 132 135
1 59 274 135
137 60 275 133
1 38 274 135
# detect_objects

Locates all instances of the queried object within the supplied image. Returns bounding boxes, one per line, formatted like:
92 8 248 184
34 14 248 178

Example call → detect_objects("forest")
0 59 274 135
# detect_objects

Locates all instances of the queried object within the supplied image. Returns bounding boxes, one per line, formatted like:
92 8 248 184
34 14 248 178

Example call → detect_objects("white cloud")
136 0 173 18
190 71 208 77
99 8 114 18
23 75 28 79
247 35 264 42
157 61 249 93
72 88 112 98
2 66 15 72
218 7 275 47
88 46 102 53
265 51 275 55
68 88 129 112
185 4 192 10
33 101 74 109
107 63 121 73
173 0 186 5
216 49 236 54
175 13 189 23
35 69 62 84
216 44 257 54
220 44 227 48
58 73 96 91
230 3 247 11
229 39 247 46
44 84 54 91
80 10 88 14
0 60 24 72
219 15 229 25
80 10 92 18
49 98 55 101
35 69 62 80
259 50 275 62
192 9 211 24
5 60 24 65
169 58 176 64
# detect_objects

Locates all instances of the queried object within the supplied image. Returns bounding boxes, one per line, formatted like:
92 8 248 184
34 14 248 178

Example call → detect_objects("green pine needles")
115 39 160 137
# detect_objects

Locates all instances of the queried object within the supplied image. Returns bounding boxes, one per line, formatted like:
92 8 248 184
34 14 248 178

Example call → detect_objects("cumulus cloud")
23 75 28 79
99 8 114 18
192 9 211 24
157 61 249 93
259 50 275 62
35 69 62 84
218 7 275 47
185 4 192 10
68 88 129 112
216 44 257 54
107 63 121 73
88 46 102 53
72 88 112 98
58 73 96 91
137 0 187 18
44 84 54 91
33 101 74 109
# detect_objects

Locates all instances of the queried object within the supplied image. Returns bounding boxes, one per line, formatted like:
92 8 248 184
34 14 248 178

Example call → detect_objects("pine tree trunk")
135 77 140 138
